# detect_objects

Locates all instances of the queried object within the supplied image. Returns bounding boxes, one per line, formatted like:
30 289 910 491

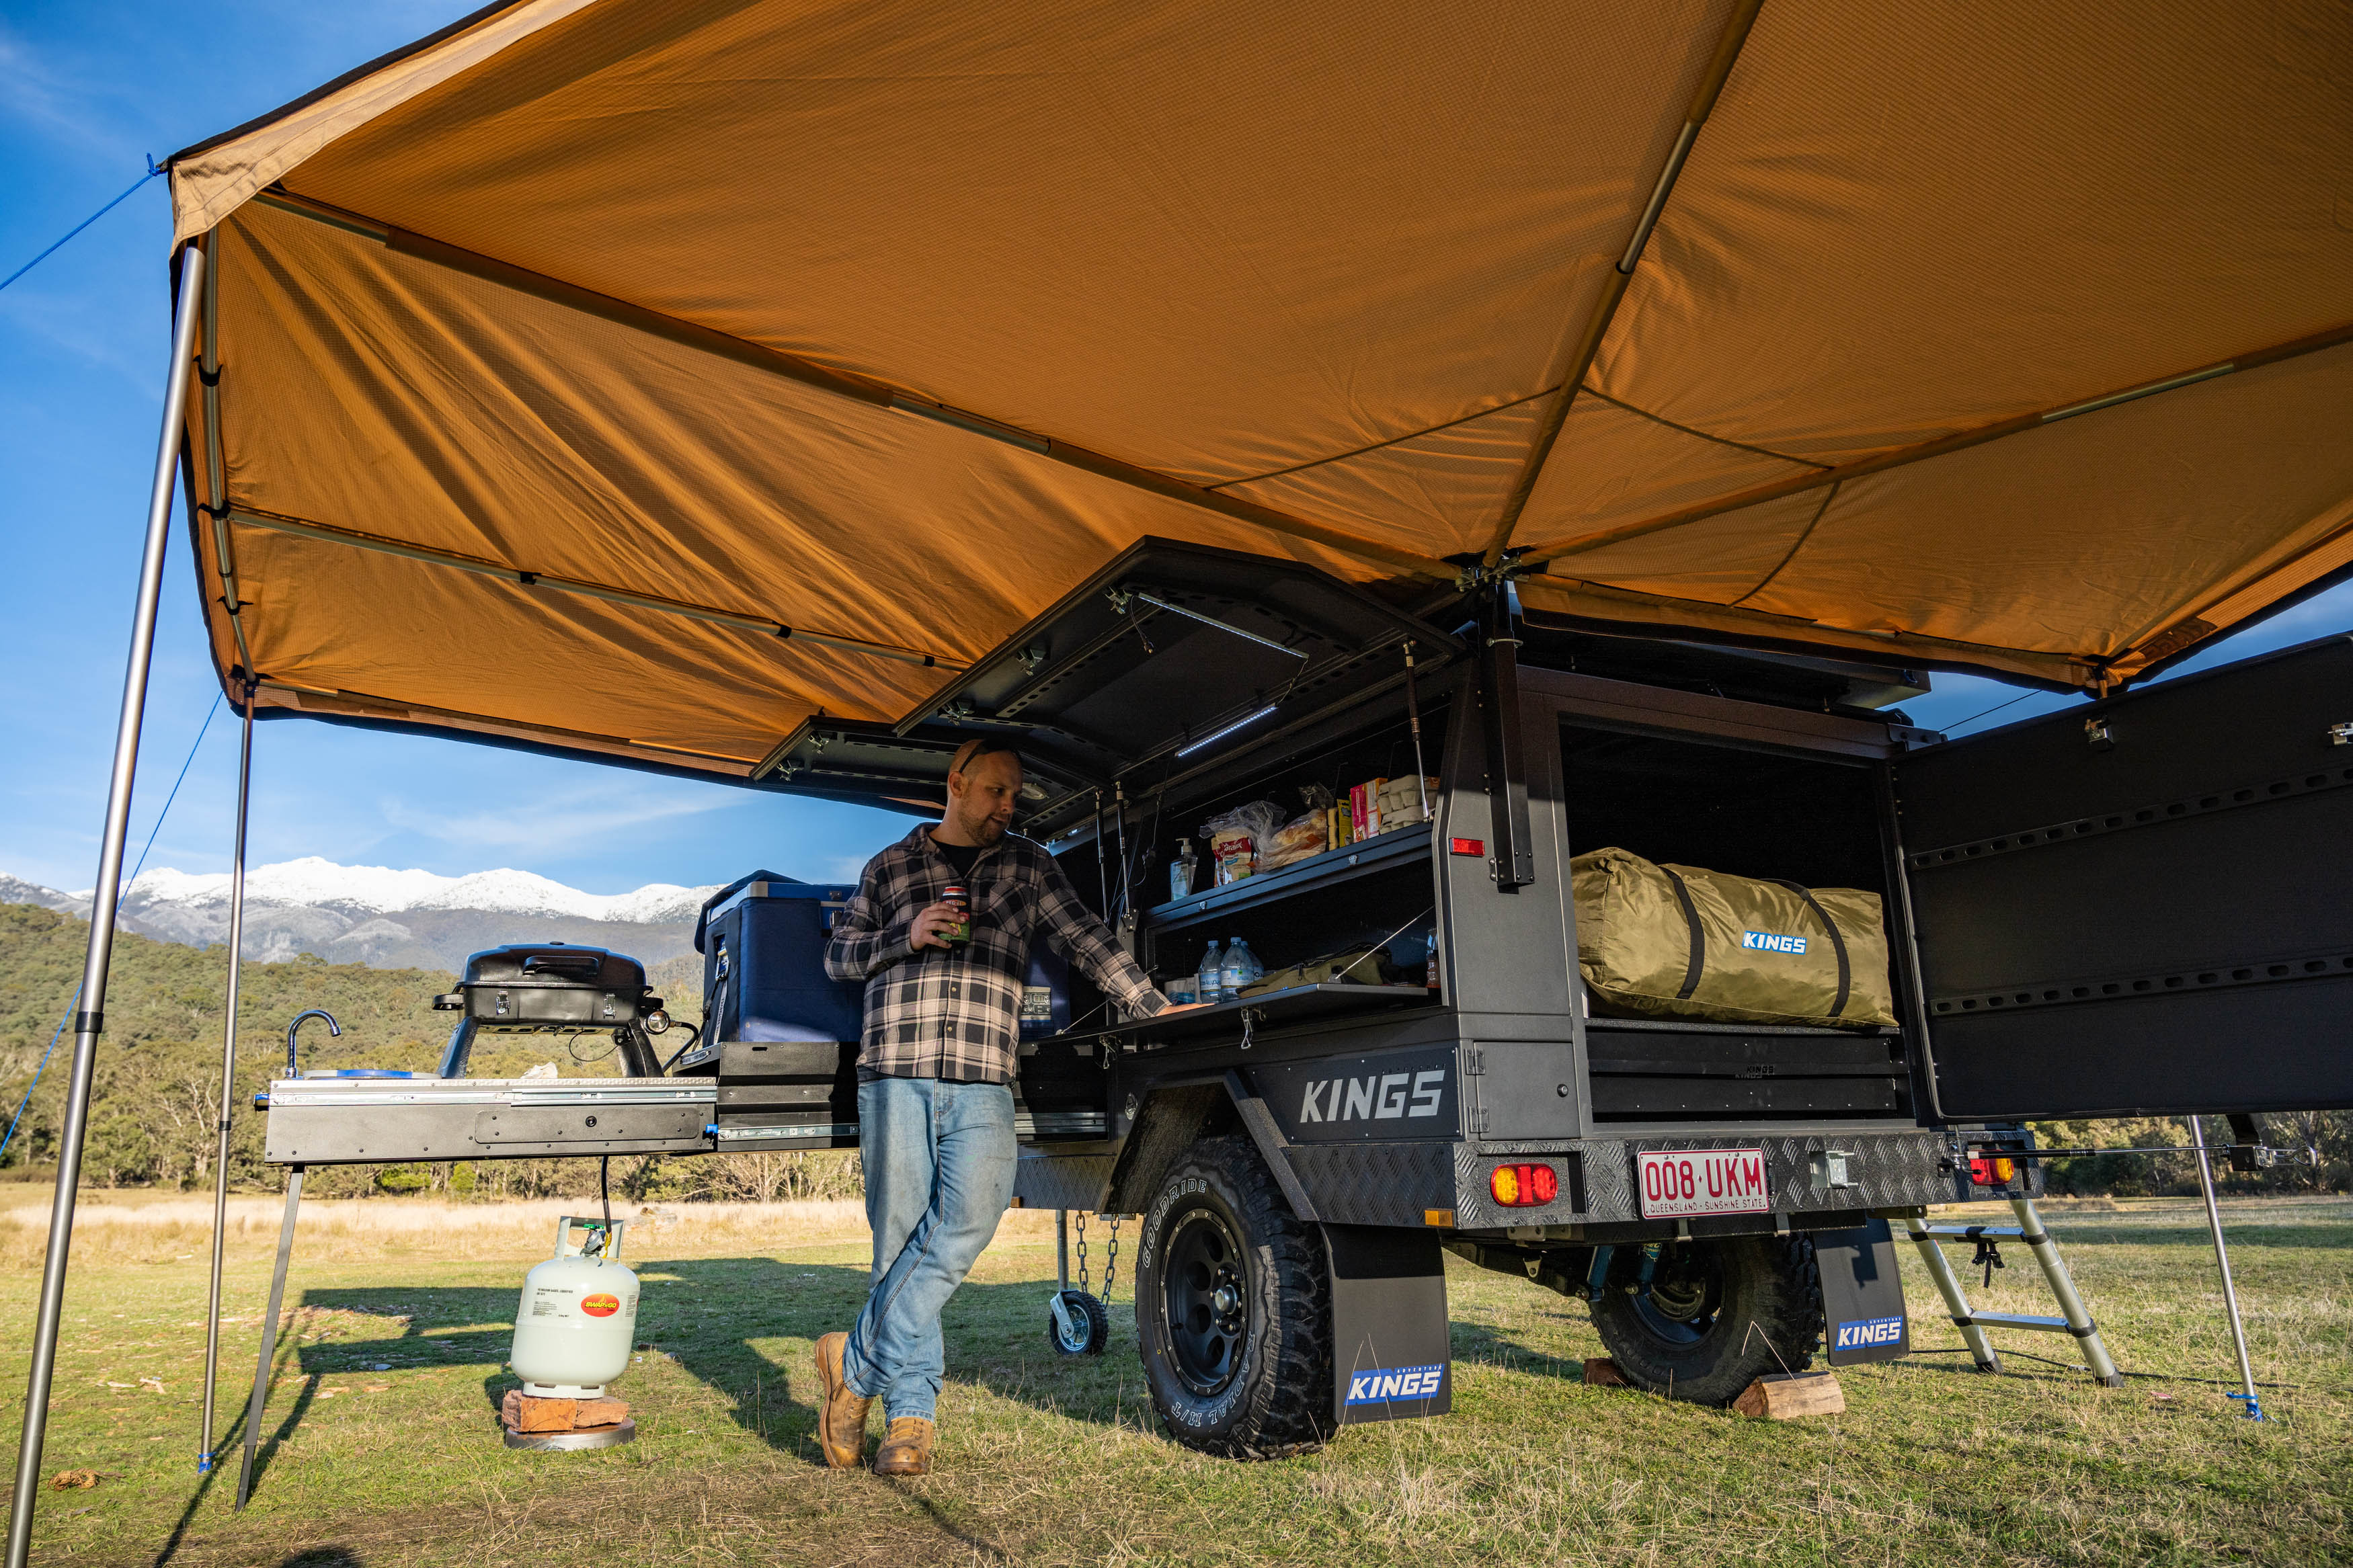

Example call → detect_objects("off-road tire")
1588 1235 1821 1406
1135 1136 1333 1458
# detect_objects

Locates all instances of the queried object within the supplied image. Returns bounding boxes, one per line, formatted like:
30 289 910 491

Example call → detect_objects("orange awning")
167 0 2353 778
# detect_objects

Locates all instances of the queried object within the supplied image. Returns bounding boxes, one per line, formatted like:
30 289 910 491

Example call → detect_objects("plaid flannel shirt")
825 823 1168 1083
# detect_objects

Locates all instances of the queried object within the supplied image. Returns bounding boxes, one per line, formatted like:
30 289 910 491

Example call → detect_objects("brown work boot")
811 1331 872 1469
873 1415 936 1477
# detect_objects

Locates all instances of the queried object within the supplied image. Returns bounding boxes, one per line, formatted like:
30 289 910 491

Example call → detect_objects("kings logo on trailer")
1344 1364 1447 1405
1832 1315 1906 1352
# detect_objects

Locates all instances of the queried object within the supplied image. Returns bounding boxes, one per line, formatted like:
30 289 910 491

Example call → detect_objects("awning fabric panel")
1589 0 2353 464
1740 347 2353 659
193 200 1343 764
190 0 1734 491
169 0 2353 775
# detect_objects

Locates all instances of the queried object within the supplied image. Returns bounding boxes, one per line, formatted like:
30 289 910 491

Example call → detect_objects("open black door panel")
759 539 1459 835
1895 635 2353 1118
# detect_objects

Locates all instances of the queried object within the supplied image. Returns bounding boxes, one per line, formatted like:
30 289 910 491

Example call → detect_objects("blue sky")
0 1 915 893
4 2 2350 896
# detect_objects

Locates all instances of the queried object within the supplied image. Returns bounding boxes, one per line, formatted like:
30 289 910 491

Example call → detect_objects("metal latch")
2329 721 2353 746
2084 716 2114 749
1809 1149 1857 1190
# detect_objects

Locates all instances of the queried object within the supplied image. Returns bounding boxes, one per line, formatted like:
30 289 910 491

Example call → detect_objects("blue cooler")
696 873 863 1046
686 868 1078 1149
687 873 863 1148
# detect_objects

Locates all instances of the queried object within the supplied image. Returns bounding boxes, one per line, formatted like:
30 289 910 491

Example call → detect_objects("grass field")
1 1192 2346 1567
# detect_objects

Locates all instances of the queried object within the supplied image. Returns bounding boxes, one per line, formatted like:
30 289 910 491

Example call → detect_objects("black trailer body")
255 542 2352 1442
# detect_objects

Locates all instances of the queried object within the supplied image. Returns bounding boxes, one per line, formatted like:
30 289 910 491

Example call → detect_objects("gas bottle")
510 1216 640 1397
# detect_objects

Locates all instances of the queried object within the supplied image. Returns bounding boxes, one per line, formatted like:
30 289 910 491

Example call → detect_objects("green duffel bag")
1569 847 1897 1028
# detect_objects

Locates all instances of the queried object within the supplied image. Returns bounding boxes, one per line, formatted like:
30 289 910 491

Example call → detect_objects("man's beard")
971 813 1010 844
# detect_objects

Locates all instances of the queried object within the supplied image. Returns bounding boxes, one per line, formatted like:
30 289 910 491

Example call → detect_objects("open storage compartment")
1558 720 1912 1122
1135 697 1451 1004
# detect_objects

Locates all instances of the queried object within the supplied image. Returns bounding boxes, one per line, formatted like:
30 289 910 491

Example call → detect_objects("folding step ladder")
1905 1197 2124 1386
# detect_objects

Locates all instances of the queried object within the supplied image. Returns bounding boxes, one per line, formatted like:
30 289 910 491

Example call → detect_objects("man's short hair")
948 737 1022 777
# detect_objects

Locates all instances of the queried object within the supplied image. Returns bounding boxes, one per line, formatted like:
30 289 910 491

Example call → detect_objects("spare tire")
1134 1136 1332 1458
1588 1235 1821 1406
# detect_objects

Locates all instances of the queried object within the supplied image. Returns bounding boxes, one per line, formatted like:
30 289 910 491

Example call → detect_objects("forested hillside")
0 902 818 1201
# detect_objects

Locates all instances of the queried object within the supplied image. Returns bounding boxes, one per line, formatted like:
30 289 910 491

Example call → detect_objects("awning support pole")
1478 0 1766 566
197 680 256 1472
1401 641 1430 821
4 243 207 1568
2187 1114 2265 1419
236 1165 305 1508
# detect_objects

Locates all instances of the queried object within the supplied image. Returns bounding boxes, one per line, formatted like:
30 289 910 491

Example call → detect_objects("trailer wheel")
1134 1136 1332 1458
1048 1288 1109 1356
1587 1236 1820 1406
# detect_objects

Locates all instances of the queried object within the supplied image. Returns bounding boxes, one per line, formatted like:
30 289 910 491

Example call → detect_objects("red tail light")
1968 1154 2019 1186
1490 1163 1560 1207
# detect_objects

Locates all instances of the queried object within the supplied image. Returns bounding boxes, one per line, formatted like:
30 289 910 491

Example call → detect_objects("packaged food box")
1211 828 1256 884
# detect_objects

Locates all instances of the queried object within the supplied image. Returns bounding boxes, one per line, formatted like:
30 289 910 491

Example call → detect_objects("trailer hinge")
1461 1046 1484 1075
1468 1106 1489 1134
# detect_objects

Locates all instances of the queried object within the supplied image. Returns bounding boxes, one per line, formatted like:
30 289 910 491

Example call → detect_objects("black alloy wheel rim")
1160 1206 1249 1395
1627 1246 1726 1347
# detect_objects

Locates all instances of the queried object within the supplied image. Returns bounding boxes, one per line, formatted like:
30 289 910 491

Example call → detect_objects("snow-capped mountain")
125 858 713 925
0 874 85 919
1 858 725 975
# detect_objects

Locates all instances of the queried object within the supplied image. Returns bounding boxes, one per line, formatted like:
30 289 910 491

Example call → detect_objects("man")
814 737 1195 1475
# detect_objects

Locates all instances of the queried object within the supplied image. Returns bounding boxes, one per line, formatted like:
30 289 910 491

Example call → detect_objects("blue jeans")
840 1075 1017 1421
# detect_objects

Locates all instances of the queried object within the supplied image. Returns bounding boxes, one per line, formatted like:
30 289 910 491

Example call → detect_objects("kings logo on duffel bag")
1741 930 1808 954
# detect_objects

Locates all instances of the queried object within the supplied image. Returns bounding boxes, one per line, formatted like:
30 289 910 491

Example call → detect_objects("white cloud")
375 778 735 853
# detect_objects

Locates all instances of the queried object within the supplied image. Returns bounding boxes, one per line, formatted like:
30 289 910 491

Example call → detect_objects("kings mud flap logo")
1833 1315 1905 1352
1345 1363 1447 1406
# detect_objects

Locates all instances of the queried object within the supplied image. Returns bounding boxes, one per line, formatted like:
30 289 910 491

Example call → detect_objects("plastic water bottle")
1198 941 1225 1005
1222 939 1263 999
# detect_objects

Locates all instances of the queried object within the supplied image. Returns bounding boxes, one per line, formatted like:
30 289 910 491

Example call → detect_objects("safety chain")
1073 1210 1123 1303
